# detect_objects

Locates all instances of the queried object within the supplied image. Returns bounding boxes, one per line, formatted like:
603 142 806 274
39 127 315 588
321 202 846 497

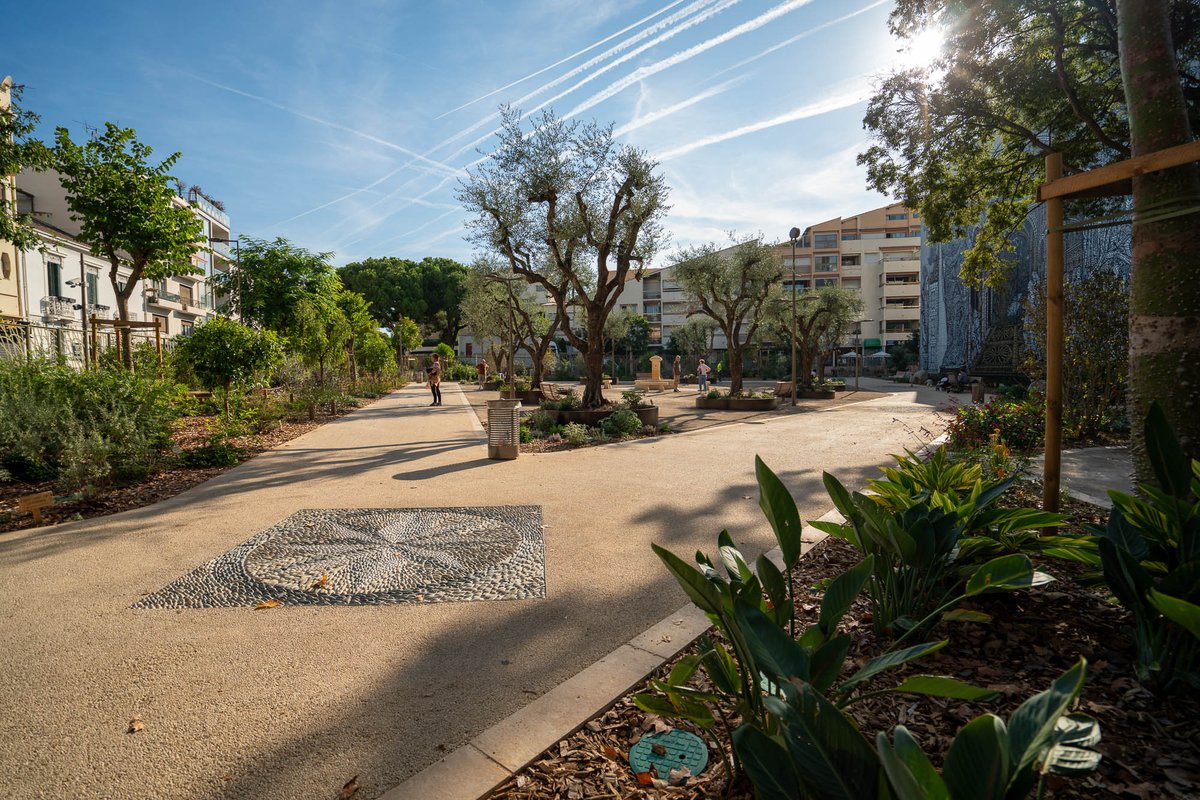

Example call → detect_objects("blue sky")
11 0 918 266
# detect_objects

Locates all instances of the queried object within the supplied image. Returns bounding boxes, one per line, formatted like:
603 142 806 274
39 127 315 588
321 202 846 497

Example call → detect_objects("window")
842 255 861 266
815 278 838 288
842 278 861 290
47 261 62 297
814 255 838 272
841 232 859 241
466 342 473 357
864 253 882 264
813 232 838 249
152 314 169 335
886 231 911 238
861 232 885 240
886 213 908 220
884 251 918 262
181 322 194 336
86 273 99 305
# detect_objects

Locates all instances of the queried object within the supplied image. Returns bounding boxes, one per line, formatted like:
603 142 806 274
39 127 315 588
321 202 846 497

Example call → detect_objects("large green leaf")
732 724 803 800
964 554 1054 596
823 470 858 530
652 542 724 616
699 638 739 695
891 675 1001 701
840 640 947 693
1007 658 1087 779
757 456 803 569
767 687 883 799
1146 400 1191 499
877 727 950 800
809 634 853 693
633 692 715 728
942 714 1010 800
819 555 874 636
734 601 810 683
1149 590 1200 640
757 554 792 627
1094 504 1150 561
718 529 754 583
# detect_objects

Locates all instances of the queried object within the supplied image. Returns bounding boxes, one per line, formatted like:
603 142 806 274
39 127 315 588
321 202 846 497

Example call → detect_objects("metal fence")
0 321 171 370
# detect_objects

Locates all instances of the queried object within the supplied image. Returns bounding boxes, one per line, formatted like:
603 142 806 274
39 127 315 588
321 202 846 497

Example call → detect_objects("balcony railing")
148 289 181 305
41 296 77 318
210 239 233 260
190 194 230 227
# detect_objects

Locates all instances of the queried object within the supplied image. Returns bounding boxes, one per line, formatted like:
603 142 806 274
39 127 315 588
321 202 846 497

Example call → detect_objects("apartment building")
14 169 231 339
774 202 923 350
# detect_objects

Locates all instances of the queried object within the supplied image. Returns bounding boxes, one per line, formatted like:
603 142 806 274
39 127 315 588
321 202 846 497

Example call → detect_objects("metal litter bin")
487 399 522 459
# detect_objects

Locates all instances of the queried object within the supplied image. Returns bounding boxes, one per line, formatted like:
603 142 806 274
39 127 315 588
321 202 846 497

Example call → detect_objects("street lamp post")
788 226 801 406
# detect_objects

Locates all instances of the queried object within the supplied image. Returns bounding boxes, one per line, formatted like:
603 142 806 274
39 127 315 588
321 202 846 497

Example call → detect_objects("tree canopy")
858 0 1200 287
459 260 560 385
671 235 782 394
0 79 51 251
459 107 669 407
53 123 204 365
765 287 864 388
173 316 283 414
210 237 342 337
339 255 468 343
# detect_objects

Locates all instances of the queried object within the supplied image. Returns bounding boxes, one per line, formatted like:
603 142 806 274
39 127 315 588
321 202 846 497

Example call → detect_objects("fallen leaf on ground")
254 599 282 609
312 574 328 590
127 715 144 733
338 775 360 798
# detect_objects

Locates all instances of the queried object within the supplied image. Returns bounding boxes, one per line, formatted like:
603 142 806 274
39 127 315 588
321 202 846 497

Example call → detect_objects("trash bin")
487 399 522 460
971 381 985 404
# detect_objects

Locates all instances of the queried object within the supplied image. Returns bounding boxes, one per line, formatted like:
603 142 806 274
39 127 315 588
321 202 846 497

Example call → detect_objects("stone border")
380 508 847 800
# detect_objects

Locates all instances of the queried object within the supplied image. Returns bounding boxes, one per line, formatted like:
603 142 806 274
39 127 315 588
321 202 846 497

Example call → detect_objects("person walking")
427 354 443 406
715 360 723 384
672 355 681 392
696 358 711 393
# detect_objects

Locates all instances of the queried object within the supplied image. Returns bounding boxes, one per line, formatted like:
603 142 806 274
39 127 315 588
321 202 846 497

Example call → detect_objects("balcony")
87 304 113 320
41 296 77 319
210 239 233 260
147 289 182 308
190 194 230 227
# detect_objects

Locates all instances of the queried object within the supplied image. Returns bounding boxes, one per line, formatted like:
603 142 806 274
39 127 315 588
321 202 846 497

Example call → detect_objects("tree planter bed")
541 406 658 428
798 389 836 399
500 389 543 404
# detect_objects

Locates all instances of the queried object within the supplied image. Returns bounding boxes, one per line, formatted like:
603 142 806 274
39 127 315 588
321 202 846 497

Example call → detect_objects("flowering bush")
946 397 1044 452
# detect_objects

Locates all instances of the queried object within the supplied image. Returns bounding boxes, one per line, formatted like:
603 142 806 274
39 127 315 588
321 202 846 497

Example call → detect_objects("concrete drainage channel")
380 508 846 800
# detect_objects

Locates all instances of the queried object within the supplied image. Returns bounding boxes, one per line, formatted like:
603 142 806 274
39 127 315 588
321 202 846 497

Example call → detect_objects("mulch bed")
488 479 1199 799
0 398 384 534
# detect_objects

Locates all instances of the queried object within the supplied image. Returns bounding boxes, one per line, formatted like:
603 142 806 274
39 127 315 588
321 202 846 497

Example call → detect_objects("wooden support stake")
17 491 54 525
1044 153 1065 515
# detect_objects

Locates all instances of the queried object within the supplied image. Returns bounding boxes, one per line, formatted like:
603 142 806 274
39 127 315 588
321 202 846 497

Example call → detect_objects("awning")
863 338 881 347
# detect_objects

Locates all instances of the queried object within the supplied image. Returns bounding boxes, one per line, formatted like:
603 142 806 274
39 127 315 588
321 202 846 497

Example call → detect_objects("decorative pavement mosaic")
133 506 545 609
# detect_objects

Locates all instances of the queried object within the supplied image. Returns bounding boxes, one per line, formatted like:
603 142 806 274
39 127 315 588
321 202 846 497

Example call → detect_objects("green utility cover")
628 730 709 779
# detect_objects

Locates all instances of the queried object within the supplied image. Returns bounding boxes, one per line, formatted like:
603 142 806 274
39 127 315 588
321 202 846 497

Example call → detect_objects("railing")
87 304 113 319
0 320 174 368
148 289 182 305
189 194 230 227
209 239 233 260
41 296 77 318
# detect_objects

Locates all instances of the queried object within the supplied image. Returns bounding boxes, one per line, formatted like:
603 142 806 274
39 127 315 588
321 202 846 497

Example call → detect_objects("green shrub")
528 410 559 433
1089 402 1200 695
620 389 648 408
0 360 185 490
173 317 283 415
518 425 534 444
180 435 244 467
947 397 1044 451
706 389 721 399
658 421 673 434
561 422 590 446
600 409 641 438
442 362 478 382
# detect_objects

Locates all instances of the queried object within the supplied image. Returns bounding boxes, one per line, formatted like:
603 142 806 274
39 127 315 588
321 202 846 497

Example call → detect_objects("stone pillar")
649 355 663 380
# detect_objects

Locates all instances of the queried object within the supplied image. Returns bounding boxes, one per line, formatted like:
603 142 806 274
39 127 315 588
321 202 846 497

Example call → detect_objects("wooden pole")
1044 153 1065 514
90 317 98 367
78 254 89 369
154 318 163 369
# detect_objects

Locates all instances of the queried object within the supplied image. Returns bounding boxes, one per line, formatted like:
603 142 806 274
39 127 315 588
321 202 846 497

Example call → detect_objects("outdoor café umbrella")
867 350 890 359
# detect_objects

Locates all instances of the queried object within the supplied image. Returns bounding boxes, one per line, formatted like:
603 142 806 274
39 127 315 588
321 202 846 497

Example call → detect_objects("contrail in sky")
714 0 891 76
565 0 817 120
655 77 873 161
436 0 692 119
189 75 463 179
439 0 743 163
612 76 746 138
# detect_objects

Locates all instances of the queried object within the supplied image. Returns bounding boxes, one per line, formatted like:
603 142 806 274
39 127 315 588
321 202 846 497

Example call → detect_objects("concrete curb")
381 507 848 800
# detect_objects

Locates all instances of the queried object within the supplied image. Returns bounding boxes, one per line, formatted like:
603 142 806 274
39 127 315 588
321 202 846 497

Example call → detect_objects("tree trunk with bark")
1118 0 1200 478
582 313 607 406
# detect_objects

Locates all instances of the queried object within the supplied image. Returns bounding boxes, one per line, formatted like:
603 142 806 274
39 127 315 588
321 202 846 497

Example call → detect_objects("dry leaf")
602 746 619 760
338 775 360 799
634 771 654 786
127 715 144 734
254 599 282 609
669 766 692 785
312 574 329 590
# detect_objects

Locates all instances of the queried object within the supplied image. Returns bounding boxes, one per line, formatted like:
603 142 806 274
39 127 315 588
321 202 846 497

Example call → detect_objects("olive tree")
459 107 669 407
671 236 782 394
765 287 863 389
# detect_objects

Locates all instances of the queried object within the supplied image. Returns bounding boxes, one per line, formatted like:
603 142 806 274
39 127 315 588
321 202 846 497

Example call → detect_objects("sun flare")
896 27 946 71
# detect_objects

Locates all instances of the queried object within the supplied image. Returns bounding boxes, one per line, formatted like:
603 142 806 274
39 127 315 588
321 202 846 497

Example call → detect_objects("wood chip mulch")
489 481 1199 800
0 398 384 534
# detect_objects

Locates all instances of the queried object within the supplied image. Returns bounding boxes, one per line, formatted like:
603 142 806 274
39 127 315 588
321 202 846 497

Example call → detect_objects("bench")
539 383 564 402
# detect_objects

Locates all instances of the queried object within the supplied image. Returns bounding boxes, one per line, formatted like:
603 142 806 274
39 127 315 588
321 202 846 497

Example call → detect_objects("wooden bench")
539 383 564 402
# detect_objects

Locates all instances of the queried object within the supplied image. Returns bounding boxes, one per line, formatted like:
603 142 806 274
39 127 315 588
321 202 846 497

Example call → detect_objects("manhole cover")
629 730 708 778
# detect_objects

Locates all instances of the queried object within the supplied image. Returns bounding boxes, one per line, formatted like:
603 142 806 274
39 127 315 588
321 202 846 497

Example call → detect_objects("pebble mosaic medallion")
133 506 545 609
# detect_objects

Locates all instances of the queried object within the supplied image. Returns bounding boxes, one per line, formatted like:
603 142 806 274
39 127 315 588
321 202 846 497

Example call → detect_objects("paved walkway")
0 381 948 799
